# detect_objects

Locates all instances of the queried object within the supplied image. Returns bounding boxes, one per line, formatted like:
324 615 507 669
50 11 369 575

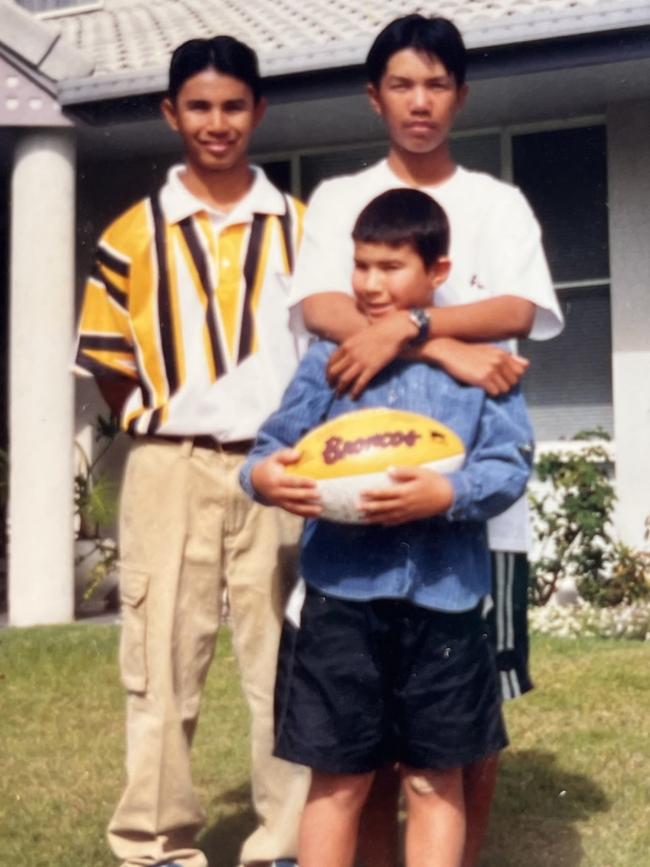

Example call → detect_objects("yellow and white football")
285 407 465 523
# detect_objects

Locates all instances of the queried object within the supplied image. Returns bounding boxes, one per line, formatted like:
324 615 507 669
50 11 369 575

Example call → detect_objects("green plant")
529 430 650 607
74 413 120 598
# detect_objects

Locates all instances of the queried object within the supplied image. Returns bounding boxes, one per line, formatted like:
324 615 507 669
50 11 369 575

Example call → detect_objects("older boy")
75 36 308 867
290 14 564 865
241 188 534 867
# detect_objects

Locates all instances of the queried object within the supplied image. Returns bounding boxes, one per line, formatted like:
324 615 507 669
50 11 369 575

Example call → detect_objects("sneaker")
271 861 298 867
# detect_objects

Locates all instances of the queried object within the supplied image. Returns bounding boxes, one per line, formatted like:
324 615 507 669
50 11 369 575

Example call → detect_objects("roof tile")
42 0 650 99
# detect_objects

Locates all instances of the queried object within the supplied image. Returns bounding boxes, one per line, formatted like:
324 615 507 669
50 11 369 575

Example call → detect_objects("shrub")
529 430 650 608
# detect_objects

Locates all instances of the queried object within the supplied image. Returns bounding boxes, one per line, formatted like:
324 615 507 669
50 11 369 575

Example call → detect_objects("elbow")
301 296 324 333
509 299 535 338
301 291 358 339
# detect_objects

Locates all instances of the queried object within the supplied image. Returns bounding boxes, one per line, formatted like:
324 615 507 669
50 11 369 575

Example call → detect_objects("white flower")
529 601 650 641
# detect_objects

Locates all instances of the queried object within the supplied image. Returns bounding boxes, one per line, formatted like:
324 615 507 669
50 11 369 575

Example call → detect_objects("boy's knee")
310 770 375 812
402 766 461 801
407 772 438 796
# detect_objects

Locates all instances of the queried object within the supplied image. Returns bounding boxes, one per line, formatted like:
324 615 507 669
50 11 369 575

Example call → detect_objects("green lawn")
1 626 648 867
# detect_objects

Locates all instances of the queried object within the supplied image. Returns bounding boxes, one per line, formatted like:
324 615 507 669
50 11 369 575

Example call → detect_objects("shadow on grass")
197 750 609 867
199 782 256 867
483 749 610 867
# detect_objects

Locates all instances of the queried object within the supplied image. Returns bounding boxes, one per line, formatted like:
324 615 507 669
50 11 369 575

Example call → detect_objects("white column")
9 129 76 625
607 101 650 549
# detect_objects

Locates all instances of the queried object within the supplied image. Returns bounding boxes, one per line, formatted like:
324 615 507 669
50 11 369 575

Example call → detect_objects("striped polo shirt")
75 165 305 440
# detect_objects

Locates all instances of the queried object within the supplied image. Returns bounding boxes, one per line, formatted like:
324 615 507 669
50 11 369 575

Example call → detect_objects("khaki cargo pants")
108 439 309 867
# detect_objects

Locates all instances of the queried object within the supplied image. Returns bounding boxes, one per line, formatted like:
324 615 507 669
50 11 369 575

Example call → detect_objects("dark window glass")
512 126 609 284
521 286 613 440
300 146 387 199
260 160 292 195
450 134 501 177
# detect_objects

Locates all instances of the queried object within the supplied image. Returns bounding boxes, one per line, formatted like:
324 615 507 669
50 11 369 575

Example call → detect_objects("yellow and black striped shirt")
75 166 305 439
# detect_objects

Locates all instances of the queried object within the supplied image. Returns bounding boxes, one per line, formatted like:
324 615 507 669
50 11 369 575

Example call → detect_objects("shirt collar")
160 163 287 225
374 157 462 194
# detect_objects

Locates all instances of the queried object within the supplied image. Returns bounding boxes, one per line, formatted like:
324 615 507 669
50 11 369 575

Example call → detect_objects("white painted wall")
607 100 650 549
9 130 76 625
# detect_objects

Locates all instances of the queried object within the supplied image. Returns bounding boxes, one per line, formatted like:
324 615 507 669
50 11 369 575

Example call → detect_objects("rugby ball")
285 407 465 523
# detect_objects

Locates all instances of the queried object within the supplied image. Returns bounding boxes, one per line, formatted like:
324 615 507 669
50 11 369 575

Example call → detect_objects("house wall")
607 99 650 548
0 163 8 610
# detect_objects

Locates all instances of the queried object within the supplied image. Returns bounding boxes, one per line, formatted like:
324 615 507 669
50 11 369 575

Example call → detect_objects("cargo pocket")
119 566 149 694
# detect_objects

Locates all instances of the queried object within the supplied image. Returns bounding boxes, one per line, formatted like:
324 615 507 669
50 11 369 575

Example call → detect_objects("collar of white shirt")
160 163 287 226
372 157 463 195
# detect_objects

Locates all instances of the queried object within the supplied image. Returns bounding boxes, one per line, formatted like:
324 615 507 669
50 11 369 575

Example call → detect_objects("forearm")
447 461 531 523
301 292 368 341
447 391 534 522
423 296 535 342
303 292 534 347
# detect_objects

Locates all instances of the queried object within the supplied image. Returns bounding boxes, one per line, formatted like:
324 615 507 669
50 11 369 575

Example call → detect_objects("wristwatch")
407 308 431 346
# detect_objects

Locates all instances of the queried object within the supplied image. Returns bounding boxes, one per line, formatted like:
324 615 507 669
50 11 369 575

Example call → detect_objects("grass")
0 627 649 867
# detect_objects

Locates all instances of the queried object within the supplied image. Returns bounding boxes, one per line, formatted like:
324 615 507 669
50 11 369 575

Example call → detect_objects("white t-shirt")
289 159 564 552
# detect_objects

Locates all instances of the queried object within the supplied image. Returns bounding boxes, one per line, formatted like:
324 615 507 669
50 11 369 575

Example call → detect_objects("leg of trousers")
107 440 309 867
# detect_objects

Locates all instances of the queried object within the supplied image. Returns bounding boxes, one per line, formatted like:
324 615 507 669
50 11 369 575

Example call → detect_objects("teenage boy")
74 36 308 867
289 14 564 865
240 188 534 867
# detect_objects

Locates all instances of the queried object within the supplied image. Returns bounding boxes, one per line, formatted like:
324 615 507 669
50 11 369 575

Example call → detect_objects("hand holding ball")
285 408 465 523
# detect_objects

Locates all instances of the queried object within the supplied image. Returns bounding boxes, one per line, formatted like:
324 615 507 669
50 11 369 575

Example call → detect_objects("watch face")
409 308 430 344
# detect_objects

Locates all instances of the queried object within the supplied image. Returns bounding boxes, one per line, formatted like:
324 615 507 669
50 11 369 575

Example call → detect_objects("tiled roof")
42 0 650 102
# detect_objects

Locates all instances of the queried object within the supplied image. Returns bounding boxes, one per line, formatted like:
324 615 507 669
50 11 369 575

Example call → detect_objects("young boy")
240 188 534 867
74 36 308 867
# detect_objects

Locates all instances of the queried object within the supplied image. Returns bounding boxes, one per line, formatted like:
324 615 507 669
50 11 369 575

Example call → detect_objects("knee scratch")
407 772 437 796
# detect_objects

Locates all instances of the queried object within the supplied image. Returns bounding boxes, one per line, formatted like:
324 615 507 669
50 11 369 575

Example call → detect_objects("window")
300 146 386 199
512 126 609 284
523 287 612 440
514 125 611 440
450 134 501 177
259 160 292 195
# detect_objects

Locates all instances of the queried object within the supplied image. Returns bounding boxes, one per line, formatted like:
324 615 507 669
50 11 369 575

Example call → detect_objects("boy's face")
162 68 266 176
368 48 467 157
352 240 450 322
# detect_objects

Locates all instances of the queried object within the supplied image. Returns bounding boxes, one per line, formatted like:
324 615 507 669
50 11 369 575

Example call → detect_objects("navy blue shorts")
274 586 507 774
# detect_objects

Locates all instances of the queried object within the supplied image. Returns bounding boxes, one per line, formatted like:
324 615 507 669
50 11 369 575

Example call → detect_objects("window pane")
300 146 387 199
512 126 609 284
450 134 501 177
260 160 292 194
521 286 613 441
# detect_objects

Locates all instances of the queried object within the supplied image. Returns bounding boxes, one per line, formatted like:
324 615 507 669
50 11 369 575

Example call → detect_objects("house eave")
57 5 650 107
58 29 650 129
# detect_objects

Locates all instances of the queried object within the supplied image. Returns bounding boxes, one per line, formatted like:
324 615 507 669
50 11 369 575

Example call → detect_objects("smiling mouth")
363 303 394 318
201 140 233 153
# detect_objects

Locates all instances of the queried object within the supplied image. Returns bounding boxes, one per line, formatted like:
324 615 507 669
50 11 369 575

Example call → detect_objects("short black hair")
352 188 450 268
366 14 466 88
168 35 262 103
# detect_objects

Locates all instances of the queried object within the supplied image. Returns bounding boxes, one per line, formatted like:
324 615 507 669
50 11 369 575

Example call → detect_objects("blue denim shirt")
241 340 534 612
